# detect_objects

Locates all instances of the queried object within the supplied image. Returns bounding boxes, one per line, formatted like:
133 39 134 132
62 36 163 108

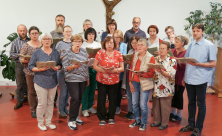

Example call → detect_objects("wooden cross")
102 0 121 26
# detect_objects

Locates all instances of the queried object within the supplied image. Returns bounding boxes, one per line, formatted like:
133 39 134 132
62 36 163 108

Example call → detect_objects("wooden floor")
0 86 221 136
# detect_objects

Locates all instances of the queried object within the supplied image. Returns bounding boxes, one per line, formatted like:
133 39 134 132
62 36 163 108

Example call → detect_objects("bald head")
17 24 27 39
132 17 141 22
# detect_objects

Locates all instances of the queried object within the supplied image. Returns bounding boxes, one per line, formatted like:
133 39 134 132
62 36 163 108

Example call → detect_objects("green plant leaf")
3 42 11 48
7 33 18 42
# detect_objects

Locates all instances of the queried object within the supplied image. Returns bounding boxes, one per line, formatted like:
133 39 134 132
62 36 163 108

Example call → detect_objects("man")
179 23 217 136
163 26 175 42
10 24 30 109
124 17 146 52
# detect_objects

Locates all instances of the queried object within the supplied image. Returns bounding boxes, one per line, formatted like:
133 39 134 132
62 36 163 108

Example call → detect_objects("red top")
95 49 123 85
159 39 163 43
171 48 187 87
129 54 155 82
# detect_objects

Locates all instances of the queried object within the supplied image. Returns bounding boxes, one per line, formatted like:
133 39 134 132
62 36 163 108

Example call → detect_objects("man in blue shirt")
179 23 217 136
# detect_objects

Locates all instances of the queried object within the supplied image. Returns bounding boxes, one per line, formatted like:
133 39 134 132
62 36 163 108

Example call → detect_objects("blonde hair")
71 34 83 43
165 26 174 32
175 35 189 46
113 30 124 43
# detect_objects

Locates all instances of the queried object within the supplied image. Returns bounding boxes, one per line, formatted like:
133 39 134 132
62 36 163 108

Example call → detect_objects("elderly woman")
113 30 127 114
28 33 62 131
151 41 177 130
124 35 140 120
55 25 73 117
81 28 101 117
128 38 155 131
101 19 117 42
170 36 188 121
19 26 41 118
62 34 89 130
93 36 124 125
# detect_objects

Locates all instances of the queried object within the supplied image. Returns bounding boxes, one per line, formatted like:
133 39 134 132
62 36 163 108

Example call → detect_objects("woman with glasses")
19 26 41 118
28 33 62 131
55 25 73 117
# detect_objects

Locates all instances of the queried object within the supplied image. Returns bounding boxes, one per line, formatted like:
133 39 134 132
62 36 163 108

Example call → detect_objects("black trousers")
97 81 118 121
66 81 87 121
117 80 123 107
171 84 185 110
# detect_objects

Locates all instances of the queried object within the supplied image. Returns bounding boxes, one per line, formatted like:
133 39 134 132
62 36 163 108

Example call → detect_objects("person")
124 36 140 120
55 25 73 117
93 36 124 126
50 14 65 107
19 26 41 118
10 24 29 109
101 19 117 42
79 19 101 42
62 34 89 130
28 33 62 131
151 41 177 130
124 17 147 52
179 23 217 136
169 34 176 49
163 26 175 42
128 38 155 131
113 30 127 114
81 28 101 117
170 35 188 122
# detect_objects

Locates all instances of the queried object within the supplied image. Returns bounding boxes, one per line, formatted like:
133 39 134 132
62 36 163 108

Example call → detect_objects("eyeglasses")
131 42 137 45
42 38 51 41
133 22 140 24
64 31 72 34
73 41 82 43
114 37 120 39
30 33 39 36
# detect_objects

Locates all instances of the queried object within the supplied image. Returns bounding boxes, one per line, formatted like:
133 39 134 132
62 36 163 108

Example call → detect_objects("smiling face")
29 30 39 41
149 28 157 38
131 39 138 50
192 27 204 41
41 36 52 48
63 27 72 39
137 41 148 54
105 39 114 51
108 24 116 33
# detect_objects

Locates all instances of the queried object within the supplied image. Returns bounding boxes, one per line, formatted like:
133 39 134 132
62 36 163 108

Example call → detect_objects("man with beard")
124 17 147 52
10 24 30 109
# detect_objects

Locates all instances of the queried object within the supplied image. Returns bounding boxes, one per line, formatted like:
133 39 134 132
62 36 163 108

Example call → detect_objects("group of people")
9 14 217 136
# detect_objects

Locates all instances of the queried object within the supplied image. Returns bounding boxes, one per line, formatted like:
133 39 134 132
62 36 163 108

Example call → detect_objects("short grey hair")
138 38 149 47
132 17 141 22
83 19 93 32
39 33 53 44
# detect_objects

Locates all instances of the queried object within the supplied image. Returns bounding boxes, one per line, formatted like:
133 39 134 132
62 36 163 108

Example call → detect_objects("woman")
101 19 117 42
113 30 127 114
19 26 41 118
124 36 140 120
147 25 163 56
151 41 177 130
28 33 62 131
55 25 73 117
62 34 89 130
170 35 188 121
81 28 101 117
128 38 155 131
93 36 124 125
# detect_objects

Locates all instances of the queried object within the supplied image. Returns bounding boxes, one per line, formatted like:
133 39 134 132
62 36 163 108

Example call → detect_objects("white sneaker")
68 121 77 130
82 110 90 117
88 107 97 114
45 123 56 129
38 124 47 131
76 117 83 125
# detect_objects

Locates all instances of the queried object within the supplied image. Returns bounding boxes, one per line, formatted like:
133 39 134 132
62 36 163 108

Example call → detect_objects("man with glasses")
10 24 30 109
163 26 175 42
124 17 146 52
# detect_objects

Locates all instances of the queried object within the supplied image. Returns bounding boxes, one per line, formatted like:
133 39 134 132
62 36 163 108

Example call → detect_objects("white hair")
39 33 53 44
138 38 149 47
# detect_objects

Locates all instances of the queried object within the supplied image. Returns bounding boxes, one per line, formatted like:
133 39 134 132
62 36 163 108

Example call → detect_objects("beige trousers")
153 96 173 126
34 83 57 125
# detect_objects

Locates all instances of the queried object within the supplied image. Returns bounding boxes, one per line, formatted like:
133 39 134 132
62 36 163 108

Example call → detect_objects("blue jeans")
132 81 150 124
185 82 207 132
58 72 69 112
126 78 133 113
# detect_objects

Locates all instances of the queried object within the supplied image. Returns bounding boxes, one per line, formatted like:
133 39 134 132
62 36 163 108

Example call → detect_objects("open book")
148 47 158 55
86 47 101 55
147 63 165 69
177 57 199 63
18 54 32 60
36 61 55 68
123 54 133 61
99 65 115 70
71 60 89 65
127 68 147 73
53 38 63 45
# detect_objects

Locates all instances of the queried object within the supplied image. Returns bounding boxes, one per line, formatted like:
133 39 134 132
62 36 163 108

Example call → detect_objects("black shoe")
128 113 134 120
129 121 140 128
190 128 201 136
172 115 182 122
159 125 168 130
108 119 115 125
54 102 57 107
99 121 106 126
31 111 37 118
14 102 23 109
124 112 133 119
169 113 175 120
179 124 194 132
139 124 147 131
150 123 161 127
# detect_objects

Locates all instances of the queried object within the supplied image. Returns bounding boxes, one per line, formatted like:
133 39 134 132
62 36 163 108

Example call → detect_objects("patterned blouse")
95 49 123 85
19 43 41 76
153 55 177 98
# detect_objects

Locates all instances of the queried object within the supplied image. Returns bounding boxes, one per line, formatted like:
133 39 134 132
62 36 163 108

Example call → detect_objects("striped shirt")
62 47 89 82
10 37 30 62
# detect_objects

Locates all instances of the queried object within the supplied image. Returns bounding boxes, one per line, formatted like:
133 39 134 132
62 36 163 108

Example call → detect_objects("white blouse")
147 37 160 50
81 41 101 49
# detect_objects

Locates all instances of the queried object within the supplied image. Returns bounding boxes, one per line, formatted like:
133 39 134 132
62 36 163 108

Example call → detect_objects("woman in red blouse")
170 35 189 122
93 36 124 126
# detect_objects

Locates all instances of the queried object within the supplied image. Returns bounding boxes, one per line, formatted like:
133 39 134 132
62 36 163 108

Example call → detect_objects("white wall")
0 0 219 85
